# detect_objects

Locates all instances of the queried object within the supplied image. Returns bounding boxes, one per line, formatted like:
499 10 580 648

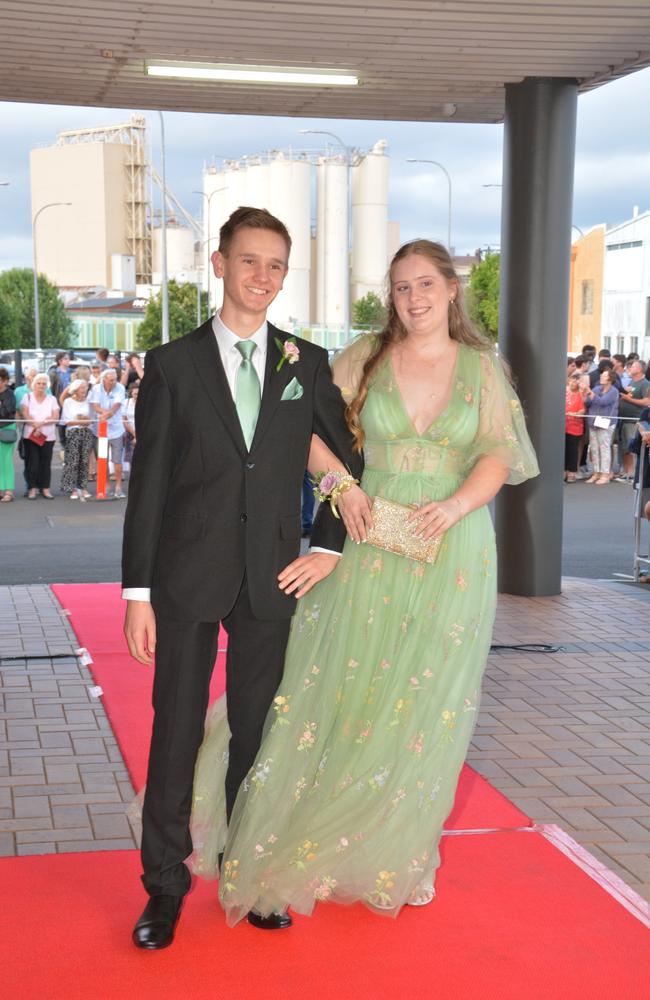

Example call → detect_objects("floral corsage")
312 470 359 518
275 336 300 372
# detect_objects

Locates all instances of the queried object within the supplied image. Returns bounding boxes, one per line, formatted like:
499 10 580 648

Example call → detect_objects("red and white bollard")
95 420 108 500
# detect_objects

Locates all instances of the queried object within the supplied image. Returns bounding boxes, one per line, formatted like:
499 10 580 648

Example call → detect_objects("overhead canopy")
1 1 649 123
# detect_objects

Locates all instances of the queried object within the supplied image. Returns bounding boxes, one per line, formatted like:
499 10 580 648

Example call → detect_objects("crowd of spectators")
0 349 140 503
565 344 650 486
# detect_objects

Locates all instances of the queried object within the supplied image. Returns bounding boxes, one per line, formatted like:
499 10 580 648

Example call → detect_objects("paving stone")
51 804 90 829
13 797 52 819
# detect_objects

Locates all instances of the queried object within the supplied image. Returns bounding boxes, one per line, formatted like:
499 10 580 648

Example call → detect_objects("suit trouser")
141 575 291 897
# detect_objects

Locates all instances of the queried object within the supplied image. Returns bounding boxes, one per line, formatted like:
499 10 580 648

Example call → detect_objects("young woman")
191 240 539 924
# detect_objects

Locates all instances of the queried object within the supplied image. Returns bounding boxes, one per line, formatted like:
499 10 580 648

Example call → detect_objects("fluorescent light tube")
145 62 359 87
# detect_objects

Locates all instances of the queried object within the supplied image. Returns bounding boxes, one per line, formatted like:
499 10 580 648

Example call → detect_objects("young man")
122 207 362 947
616 360 650 481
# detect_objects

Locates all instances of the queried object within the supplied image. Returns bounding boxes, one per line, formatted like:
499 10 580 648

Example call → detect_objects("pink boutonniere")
275 336 300 372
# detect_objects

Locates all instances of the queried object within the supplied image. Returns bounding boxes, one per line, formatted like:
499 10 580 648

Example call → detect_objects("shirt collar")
212 311 268 356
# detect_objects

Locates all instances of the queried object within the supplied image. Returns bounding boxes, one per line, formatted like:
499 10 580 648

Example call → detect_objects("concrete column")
495 77 578 596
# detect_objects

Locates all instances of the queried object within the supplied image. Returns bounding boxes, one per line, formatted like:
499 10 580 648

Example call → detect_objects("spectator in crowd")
0 366 17 502
581 344 598 372
612 354 631 389
107 353 122 375
60 379 94 501
15 367 48 408
20 373 60 500
616 359 650 482
567 356 577 377
585 369 619 484
89 362 103 386
90 368 127 498
122 381 139 471
120 353 144 390
58 365 91 408
565 373 585 483
572 355 591 474
591 358 622 391
95 348 109 371
50 351 71 401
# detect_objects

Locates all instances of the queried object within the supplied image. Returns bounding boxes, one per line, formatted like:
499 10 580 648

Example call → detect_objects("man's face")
59 355 69 369
103 371 117 391
567 360 576 376
212 227 288 320
630 361 644 380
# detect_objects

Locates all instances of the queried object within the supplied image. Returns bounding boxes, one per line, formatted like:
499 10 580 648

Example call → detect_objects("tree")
136 280 209 351
352 291 387 330
467 253 500 342
0 268 75 348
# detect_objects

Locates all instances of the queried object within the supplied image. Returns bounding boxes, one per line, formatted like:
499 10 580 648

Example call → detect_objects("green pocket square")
281 377 303 401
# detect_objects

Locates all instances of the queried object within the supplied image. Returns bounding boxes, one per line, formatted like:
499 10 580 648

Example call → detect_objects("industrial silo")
316 155 349 338
351 139 389 302
267 153 311 330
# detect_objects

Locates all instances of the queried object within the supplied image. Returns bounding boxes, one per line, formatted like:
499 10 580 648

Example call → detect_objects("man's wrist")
122 587 151 601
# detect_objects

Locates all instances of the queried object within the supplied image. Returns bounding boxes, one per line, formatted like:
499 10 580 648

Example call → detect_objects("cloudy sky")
0 66 648 272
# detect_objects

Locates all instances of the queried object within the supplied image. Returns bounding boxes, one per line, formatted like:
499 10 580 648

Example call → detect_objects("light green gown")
191 337 539 925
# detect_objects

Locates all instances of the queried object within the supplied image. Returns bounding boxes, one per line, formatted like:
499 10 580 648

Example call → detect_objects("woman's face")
599 371 612 387
391 253 456 337
33 377 48 395
568 377 579 392
75 383 89 400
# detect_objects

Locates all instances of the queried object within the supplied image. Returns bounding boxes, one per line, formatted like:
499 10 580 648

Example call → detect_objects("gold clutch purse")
365 496 444 565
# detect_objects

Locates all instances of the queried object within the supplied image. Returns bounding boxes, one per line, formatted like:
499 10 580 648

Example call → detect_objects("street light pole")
300 128 351 334
193 186 227 318
157 111 169 345
407 158 452 253
32 201 71 350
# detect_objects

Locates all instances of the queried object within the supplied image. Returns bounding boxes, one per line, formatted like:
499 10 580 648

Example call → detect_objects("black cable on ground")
489 643 561 653
0 653 80 662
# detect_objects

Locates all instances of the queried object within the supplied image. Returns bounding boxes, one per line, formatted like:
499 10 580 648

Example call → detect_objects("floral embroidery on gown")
190 336 539 925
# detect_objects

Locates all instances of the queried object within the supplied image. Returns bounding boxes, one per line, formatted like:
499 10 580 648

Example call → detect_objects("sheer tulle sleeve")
331 334 378 402
469 350 540 486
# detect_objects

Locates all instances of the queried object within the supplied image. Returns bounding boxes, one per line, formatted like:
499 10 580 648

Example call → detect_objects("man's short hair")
218 206 292 259
581 344 596 356
96 348 109 362
598 359 613 373
627 352 640 362
574 354 587 368
613 354 626 365
55 351 68 363
598 349 611 358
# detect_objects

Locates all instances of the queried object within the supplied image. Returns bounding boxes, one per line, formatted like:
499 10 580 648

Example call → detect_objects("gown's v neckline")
389 342 462 438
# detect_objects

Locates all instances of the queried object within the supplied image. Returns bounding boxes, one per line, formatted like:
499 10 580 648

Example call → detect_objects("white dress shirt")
123 312 337 603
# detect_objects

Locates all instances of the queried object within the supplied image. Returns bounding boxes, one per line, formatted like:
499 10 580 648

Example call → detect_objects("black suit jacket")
122 320 362 622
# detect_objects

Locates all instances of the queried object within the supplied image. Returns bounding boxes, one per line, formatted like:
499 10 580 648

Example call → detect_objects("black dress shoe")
132 894 183 950
247 909 293 930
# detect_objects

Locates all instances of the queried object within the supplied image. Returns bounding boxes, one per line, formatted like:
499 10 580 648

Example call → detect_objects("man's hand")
278 552 339 599
124 600 157 665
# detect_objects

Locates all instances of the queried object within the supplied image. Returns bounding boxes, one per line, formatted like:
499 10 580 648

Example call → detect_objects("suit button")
240 513 248 522
246 462 255 470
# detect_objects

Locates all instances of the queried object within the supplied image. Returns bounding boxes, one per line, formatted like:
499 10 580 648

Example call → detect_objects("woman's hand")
408 497 465 540
336 484 374 543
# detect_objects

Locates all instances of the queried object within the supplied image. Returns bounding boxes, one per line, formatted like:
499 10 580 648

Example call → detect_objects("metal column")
495 77 578 596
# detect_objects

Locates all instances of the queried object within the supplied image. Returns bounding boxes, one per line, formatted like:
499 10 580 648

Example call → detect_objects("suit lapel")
188 320 247 454
250 325 295 450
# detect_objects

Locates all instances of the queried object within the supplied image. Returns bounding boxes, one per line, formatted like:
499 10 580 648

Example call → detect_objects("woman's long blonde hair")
346 239 490 452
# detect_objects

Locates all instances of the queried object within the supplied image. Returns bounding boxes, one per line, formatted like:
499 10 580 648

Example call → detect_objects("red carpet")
51 583 532 827
2 833 648 1000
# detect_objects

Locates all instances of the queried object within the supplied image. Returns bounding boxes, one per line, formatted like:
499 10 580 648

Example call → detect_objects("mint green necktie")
234 339 261 449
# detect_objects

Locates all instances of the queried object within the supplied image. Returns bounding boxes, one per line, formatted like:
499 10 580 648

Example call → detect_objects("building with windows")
66 296 146 352
568 226 605 355
602 208 650 360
